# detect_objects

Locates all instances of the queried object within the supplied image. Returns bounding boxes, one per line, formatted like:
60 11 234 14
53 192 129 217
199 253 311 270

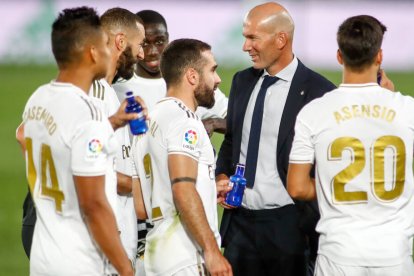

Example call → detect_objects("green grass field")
0 64 413 274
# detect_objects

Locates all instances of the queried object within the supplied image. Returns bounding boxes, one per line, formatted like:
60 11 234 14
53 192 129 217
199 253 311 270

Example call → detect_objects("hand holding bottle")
216 174 233 207
125 91 148 135
109 94 148 131
224 164 247 207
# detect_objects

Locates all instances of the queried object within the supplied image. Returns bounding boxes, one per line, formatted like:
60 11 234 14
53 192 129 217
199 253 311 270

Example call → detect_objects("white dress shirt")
239 57 298 209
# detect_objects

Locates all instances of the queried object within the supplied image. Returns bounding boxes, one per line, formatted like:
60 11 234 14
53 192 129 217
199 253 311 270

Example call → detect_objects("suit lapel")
277 60 309 155
236 69 263 124
234 69 263 163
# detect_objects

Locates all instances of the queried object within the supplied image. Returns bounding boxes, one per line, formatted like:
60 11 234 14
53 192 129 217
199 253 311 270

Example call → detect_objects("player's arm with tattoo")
168 154 232 276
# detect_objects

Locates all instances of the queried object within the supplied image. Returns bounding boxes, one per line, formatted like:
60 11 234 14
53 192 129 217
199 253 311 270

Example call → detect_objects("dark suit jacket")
216 60 336 250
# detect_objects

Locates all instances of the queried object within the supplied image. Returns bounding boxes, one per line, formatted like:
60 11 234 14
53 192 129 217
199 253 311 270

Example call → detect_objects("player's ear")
376 49 383 65
115 33 126 52
186 68 199 86
90 45 98 64
337 49 344 65
275 32 287 49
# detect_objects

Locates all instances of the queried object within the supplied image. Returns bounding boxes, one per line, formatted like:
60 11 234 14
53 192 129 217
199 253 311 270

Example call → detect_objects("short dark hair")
51 6 101 67
101 7 140 32
160 39 211 88
337 15 387 70
136 10 167 30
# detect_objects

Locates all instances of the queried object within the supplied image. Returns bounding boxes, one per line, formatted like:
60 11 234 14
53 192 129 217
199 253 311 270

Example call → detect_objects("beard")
194 77 216 109
116 45 137 80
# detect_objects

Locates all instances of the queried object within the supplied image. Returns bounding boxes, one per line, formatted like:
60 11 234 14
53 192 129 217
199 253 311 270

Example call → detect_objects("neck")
135 65 162 79
266 50 293 76
167 84 197 112
56 66 95 93
105 70 116 84
342 65 378 84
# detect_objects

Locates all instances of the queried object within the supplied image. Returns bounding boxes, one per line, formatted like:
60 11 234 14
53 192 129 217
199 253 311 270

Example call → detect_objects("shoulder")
74 90 105 122
155 98 199 122
294 60 336 98
233 67 262 81
298 60 336 92
89 79 109 101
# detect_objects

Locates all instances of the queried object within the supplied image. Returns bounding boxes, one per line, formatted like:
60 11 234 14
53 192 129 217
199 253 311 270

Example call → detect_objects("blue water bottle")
125 91 148 135
225 163 247 207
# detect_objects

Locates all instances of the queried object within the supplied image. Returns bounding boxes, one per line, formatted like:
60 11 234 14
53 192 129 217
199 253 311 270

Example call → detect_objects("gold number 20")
329 135 405 204
25 137 65 213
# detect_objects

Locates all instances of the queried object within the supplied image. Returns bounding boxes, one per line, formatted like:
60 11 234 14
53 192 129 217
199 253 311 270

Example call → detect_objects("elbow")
117 173 132 195
287 175 310 200
136 208 148 220
287 184 307 200
79 198 105 220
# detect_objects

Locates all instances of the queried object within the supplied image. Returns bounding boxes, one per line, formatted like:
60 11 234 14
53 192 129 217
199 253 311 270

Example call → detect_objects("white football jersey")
290 83 414 266
113 73 228 118
23 81 117 275
89 79 137 262
133 97 220 275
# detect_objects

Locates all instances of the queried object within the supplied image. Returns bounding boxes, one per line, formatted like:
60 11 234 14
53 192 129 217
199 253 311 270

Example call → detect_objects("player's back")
294 83 414 266
23 81 114 275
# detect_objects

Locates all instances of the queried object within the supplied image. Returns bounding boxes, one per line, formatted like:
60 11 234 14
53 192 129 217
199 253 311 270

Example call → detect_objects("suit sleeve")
216 72 238 176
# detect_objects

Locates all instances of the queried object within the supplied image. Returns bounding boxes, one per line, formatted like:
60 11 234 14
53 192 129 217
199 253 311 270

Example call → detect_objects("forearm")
207 118 227 134
287 163 317 201
82 201 132 275
132 177 148 220
109 115 124 131
173 184 219 254
16 122 26 155
294 178 316 200
117 172 132 195
75 175 132 275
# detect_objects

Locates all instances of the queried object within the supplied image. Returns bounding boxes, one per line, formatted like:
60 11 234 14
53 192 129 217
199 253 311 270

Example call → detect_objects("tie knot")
261 75 279 90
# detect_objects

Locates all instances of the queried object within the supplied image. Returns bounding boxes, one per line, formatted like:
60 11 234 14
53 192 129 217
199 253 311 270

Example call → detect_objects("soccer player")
22 7 133 275
288 15 414 275
113 10 228 137
89 7 145 270
133 38 232 275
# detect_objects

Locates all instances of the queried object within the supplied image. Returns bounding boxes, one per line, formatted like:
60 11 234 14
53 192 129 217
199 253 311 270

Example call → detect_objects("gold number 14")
25 137 65 213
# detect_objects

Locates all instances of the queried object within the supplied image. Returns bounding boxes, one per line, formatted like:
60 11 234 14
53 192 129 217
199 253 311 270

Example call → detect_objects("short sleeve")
167 118 204 160
289 113 315 164
71 120 117 176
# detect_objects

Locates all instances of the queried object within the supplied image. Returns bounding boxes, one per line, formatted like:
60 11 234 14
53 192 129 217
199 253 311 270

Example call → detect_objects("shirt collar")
263 56 298 82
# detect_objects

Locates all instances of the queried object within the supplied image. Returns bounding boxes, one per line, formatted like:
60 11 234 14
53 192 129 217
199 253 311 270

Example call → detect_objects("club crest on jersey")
183 129 198 151
86 138 103 159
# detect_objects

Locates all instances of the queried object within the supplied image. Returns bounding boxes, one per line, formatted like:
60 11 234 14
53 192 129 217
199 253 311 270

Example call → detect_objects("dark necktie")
245 75 279 188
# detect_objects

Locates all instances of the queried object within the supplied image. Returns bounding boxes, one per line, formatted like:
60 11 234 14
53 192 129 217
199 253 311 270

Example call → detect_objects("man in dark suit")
216 2 336 276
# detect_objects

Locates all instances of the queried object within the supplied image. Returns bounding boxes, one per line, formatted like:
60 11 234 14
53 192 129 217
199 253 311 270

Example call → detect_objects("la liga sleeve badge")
86 138 104 160
182 129 198 151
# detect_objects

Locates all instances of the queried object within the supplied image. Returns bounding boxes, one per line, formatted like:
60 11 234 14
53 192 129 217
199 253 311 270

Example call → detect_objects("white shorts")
315 254 414 276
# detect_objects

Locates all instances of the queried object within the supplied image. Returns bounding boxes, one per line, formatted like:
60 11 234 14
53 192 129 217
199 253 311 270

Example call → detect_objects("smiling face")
242 16 280 72
137 22 169 78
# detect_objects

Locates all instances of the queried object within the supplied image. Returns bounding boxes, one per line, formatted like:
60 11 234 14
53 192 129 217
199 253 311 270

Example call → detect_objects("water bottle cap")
235 163 245 176
126 91 133 97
